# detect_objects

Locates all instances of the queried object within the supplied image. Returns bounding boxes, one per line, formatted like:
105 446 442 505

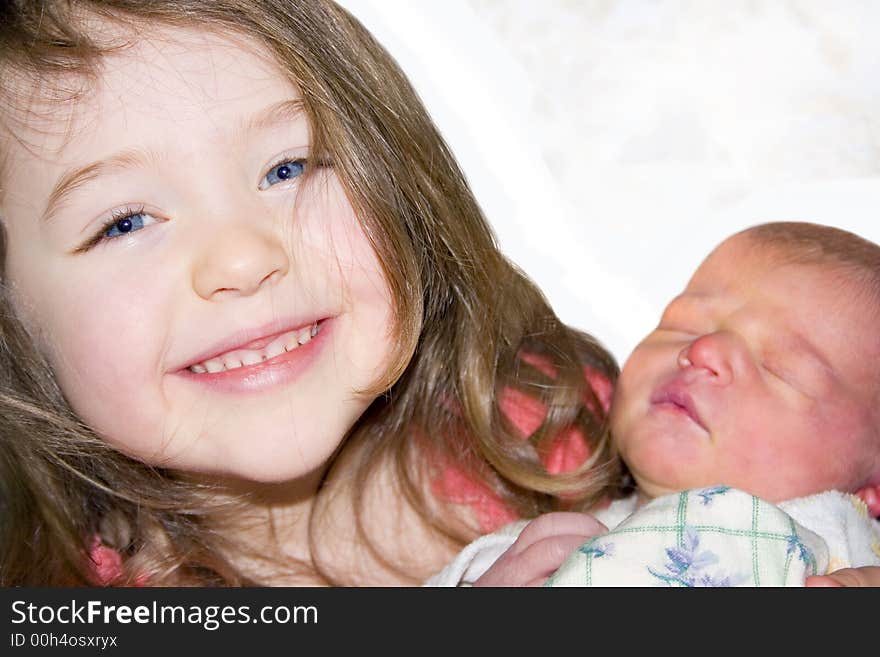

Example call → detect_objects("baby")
429 221 880 586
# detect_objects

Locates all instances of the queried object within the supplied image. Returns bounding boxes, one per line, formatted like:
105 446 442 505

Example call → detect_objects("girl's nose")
677 332 736 386
191 224 290 300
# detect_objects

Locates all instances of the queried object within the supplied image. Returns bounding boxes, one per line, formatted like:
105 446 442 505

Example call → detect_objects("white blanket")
426 488 880 587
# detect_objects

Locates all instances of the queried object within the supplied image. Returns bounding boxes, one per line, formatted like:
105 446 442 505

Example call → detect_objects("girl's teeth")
204 358 224 374
264 339 286 361
240 351 263 367
188 321 321 373
297 326 313 345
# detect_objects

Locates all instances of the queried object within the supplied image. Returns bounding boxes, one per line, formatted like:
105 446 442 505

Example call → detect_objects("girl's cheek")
33 263 166 397
39 283 173 457
297 177 389 302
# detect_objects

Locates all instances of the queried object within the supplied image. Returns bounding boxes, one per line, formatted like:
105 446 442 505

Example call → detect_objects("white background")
337 0 880 363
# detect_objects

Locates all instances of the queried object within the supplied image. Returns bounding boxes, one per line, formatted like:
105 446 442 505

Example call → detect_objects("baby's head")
611 221 880 508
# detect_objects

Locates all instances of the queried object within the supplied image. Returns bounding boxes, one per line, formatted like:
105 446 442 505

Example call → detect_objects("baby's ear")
854 484 880 518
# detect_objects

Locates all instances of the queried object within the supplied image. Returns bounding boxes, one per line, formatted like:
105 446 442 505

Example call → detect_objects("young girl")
0 0 621 585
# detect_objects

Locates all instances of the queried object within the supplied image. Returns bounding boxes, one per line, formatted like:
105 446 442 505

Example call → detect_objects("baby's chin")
627 465 718 502
630 477 683 503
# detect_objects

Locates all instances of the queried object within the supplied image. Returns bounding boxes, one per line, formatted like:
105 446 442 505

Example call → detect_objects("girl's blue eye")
103 211 152 238
260 159 305 190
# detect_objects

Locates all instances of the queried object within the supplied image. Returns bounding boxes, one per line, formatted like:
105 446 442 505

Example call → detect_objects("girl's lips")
179 316 329 370
174 317 332 394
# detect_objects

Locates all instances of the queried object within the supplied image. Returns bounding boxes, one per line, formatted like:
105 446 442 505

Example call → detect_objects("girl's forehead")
3 22 299 158
1 22 307 226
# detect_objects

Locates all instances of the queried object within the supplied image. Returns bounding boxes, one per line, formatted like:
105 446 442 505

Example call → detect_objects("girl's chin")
220 453 333 485
176 459 329 491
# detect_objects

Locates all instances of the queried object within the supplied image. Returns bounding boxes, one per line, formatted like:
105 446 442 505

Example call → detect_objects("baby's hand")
806 566 880 587
473 512 607 587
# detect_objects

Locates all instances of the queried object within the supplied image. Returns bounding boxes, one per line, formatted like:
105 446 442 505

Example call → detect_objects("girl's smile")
1 25 396 482
177 317 331 394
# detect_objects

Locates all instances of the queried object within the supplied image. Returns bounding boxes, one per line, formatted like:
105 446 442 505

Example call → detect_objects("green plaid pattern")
546 488 829 587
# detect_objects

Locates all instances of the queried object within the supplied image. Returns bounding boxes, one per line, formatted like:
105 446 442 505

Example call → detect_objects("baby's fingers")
474 534 593 587
806 566 880 587
506 512 608 557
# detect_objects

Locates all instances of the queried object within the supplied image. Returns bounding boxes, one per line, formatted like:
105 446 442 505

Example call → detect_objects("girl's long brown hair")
0 0 622 585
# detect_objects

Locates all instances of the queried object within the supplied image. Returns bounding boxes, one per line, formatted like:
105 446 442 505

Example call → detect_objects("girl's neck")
187 468 326 584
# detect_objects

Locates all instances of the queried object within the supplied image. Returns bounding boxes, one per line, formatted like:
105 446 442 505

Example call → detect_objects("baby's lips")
649 381 706 431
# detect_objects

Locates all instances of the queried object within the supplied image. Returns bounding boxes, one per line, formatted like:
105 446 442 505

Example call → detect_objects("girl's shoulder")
310 350 618 584
433 354 615 534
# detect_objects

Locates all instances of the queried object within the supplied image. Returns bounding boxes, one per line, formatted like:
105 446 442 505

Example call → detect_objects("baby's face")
0 24 395 481
611 234 879 502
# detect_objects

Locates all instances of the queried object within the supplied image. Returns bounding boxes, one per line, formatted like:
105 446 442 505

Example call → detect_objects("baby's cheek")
816 401 877 484
727 404 857 500
609 363 651 438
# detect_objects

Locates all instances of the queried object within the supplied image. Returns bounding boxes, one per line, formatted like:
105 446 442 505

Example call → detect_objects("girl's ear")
854 484 880 518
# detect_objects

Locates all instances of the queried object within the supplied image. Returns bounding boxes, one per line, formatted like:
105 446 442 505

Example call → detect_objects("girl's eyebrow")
239 98 305 133
41 148 153 225
41 98 306 225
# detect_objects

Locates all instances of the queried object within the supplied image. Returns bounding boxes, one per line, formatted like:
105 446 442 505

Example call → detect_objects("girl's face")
1 25 395 482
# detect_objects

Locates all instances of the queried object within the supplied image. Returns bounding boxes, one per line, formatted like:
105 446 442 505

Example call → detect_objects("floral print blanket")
546 487 880 587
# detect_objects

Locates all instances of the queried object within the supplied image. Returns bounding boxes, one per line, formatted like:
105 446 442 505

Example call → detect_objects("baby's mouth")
649 384 707 431
187 320 322 374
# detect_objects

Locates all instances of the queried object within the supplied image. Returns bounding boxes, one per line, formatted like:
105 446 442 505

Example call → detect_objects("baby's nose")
677 332 736 386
